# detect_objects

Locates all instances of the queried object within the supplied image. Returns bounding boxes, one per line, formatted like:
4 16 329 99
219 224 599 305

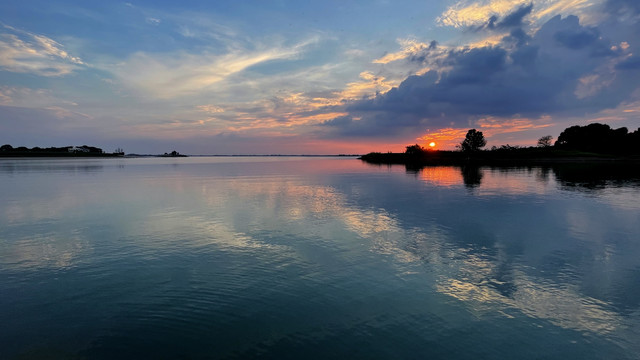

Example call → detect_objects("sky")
1 0 639 154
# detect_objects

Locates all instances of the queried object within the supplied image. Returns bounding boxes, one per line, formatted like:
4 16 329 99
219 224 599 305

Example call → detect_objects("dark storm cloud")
503 28 532 48
474 4 533 32
605 0 640 15
553 27 598 49
496 3 533 28
550 18 616 57
322 11 640 138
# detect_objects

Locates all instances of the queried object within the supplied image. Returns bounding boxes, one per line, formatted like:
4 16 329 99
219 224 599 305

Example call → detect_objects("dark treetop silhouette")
459 129 487 152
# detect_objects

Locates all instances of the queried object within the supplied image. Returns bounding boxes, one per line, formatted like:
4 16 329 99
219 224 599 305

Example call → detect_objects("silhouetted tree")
555 123 635 154
460 129 486 152
537 135 553 147
405 144 425 155
0 144 13 152
628 128 640 154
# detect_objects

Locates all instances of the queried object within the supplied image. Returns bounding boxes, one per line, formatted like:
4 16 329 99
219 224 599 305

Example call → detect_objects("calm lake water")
1 156 639 359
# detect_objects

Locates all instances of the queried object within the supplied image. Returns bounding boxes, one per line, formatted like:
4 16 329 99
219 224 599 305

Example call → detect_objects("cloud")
497 3 535 27
335 71 398 101
0 24 84 76
438 0 594 28
110 38 317 99
0 86 79 108
322 11 639 139
473 3 534 31
197 105 225 114
616 56 640 70
373 39 438 64
604 0 640 15
438 0 530 28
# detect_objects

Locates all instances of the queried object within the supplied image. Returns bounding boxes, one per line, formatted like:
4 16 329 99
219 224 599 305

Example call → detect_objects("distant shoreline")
0 153 362 158
0 152 124 158
123 154 360 158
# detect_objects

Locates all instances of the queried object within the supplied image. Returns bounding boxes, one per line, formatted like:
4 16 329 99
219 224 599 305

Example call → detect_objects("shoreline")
359 150 640 167
0 153 124 158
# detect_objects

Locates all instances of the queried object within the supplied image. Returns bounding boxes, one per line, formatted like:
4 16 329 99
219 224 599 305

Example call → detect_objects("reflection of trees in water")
460 165 483 188
405 164 483 187
407 162 640 191
404 163 424 174
407 164 483 188
534 167 551 184
552 163 640 191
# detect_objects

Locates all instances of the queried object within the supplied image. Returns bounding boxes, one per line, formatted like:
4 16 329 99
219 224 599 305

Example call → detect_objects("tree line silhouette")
554 123 639 154
360 122 640 166
0 144 124 157
434 122 639 156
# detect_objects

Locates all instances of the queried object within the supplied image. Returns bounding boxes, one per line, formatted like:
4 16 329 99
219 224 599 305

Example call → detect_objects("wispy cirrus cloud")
109 37 318 99
0 86 79 108
0 24 84 76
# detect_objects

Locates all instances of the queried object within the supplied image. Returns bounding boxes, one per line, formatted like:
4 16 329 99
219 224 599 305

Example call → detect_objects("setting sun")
429 142 436 147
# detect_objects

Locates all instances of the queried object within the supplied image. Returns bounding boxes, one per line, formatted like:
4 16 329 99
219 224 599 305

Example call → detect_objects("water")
1 157 639 359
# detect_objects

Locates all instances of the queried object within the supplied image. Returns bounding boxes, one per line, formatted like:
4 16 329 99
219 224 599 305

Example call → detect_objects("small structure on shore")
160 150 187 157
0 144 124 157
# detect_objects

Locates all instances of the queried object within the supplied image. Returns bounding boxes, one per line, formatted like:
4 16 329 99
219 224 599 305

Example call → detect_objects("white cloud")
0 25 84 76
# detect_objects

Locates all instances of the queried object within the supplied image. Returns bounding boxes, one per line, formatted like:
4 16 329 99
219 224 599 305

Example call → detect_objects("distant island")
0 145 125 157
159 150 187 157
360 123 640 167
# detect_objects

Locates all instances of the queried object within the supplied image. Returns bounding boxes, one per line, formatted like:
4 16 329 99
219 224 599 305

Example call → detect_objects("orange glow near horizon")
418 128 469 150
429 142 436 148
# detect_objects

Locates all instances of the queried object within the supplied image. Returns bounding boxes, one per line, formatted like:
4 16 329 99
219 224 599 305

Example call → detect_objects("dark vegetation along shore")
0 145 189 158
0 145 124 157
360 123 640 167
